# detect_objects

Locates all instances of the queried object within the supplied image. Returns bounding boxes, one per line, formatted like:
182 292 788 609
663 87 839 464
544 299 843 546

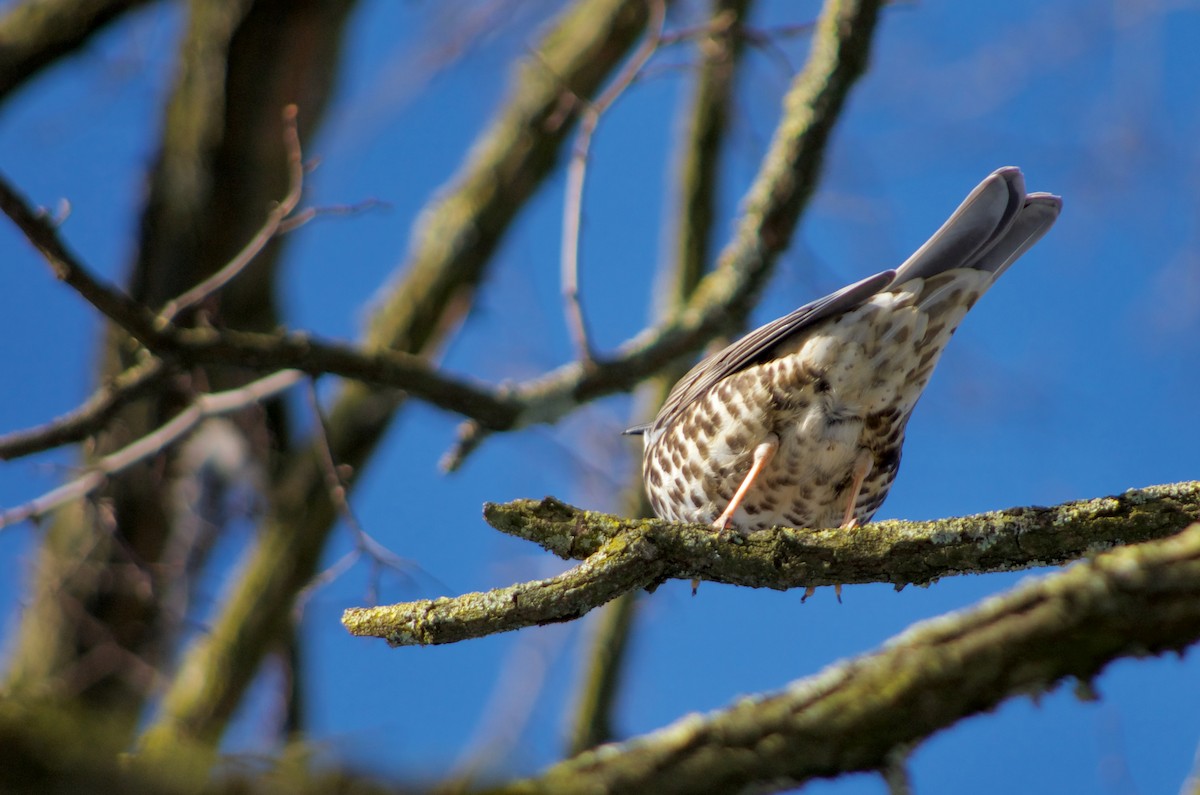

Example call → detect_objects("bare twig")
0 357 170 460
158 104 305 324
0 370 302 529
275 197 389 235
301 380 415 606
0 171 160 344
447 0 886 465
561 0 667 363
439 419 489 473
343 482 1200 646
0 0 874 468
0 103 368 464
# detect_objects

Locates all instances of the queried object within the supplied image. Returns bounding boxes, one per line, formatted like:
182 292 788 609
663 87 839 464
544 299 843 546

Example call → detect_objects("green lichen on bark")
344 481 1200 647
492 520 1200 794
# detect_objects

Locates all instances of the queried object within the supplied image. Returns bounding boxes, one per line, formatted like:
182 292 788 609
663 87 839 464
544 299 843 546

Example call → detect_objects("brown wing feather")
642 269 896 437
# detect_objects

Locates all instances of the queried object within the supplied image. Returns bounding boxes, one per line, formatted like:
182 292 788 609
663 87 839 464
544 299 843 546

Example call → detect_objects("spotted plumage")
630 167 1061 532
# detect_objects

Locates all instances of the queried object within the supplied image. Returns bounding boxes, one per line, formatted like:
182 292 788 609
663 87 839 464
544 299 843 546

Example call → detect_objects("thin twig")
560 0 667 364
275 197 389 235
0 370 303 529
0 171 160 344
301 379 416 606
158 104 305 323
0 357 170 460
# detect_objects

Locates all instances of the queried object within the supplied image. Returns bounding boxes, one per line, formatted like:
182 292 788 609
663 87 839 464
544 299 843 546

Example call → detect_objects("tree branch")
136 0 661 754
0 0 152 101
0 172 162 346
343 481 1200 646
1 0 882 456
560 0 667 364
497 519 1200 795
0 370 302 529
0 357 170 460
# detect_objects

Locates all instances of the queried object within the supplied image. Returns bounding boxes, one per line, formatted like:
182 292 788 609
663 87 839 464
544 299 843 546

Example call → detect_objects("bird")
628 167 1061 535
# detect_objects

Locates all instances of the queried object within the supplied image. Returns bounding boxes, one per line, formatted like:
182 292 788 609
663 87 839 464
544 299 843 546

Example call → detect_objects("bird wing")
632 167 1061 439
639 269 896 437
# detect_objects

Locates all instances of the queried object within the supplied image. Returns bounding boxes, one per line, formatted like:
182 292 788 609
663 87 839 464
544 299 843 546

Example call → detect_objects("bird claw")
800 584 844 603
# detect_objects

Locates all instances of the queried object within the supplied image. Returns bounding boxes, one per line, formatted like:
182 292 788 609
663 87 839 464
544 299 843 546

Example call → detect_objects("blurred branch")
0 0 153 101
0 357 170 460
0 172 162 346
0 163 517 434
157 102 305 323
560 0 667 363
0 102 306 462
136 0 662 754
4 0 355 735
344 481 1200 646
567 588 638 755
1 0 878 460
0 703 397 795
499 520 1200 795
301 379 416 606
0 370 302 530
2 0 262 727
671 0 753 309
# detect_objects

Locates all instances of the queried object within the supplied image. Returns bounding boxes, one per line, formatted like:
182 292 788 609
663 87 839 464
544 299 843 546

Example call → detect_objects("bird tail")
893 167 1061 284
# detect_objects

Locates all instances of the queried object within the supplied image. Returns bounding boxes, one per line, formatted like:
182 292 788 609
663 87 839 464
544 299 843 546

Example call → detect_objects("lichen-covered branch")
343 532 668 647
497 520 1200 795
343 482 1200 646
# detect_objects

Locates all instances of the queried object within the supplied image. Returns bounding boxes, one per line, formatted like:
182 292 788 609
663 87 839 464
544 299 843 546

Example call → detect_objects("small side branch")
0 172 160 344
0 357 169 460
343 530 668 647
0 370 302 528
560 0 667 363
158 104 306 323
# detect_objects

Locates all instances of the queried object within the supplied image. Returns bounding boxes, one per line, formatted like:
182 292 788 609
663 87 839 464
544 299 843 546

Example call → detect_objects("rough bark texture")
343 482 1200 646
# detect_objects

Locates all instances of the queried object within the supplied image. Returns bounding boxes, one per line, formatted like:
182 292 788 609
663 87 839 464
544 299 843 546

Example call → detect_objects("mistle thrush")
629 167 1061 533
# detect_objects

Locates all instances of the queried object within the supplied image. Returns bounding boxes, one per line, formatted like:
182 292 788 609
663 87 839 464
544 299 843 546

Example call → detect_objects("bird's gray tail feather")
894 167 1061 284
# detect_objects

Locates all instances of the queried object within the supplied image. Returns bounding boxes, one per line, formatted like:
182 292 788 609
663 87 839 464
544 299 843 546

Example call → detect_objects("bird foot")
800 583 843 603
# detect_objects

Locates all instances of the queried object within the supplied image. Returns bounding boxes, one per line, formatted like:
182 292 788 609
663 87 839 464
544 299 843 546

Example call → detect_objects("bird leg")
694 437 778 596
840 449 873 529
713 437 778 530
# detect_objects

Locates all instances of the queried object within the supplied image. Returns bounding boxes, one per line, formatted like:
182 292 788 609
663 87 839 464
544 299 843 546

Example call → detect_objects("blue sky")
2 0 1199 792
